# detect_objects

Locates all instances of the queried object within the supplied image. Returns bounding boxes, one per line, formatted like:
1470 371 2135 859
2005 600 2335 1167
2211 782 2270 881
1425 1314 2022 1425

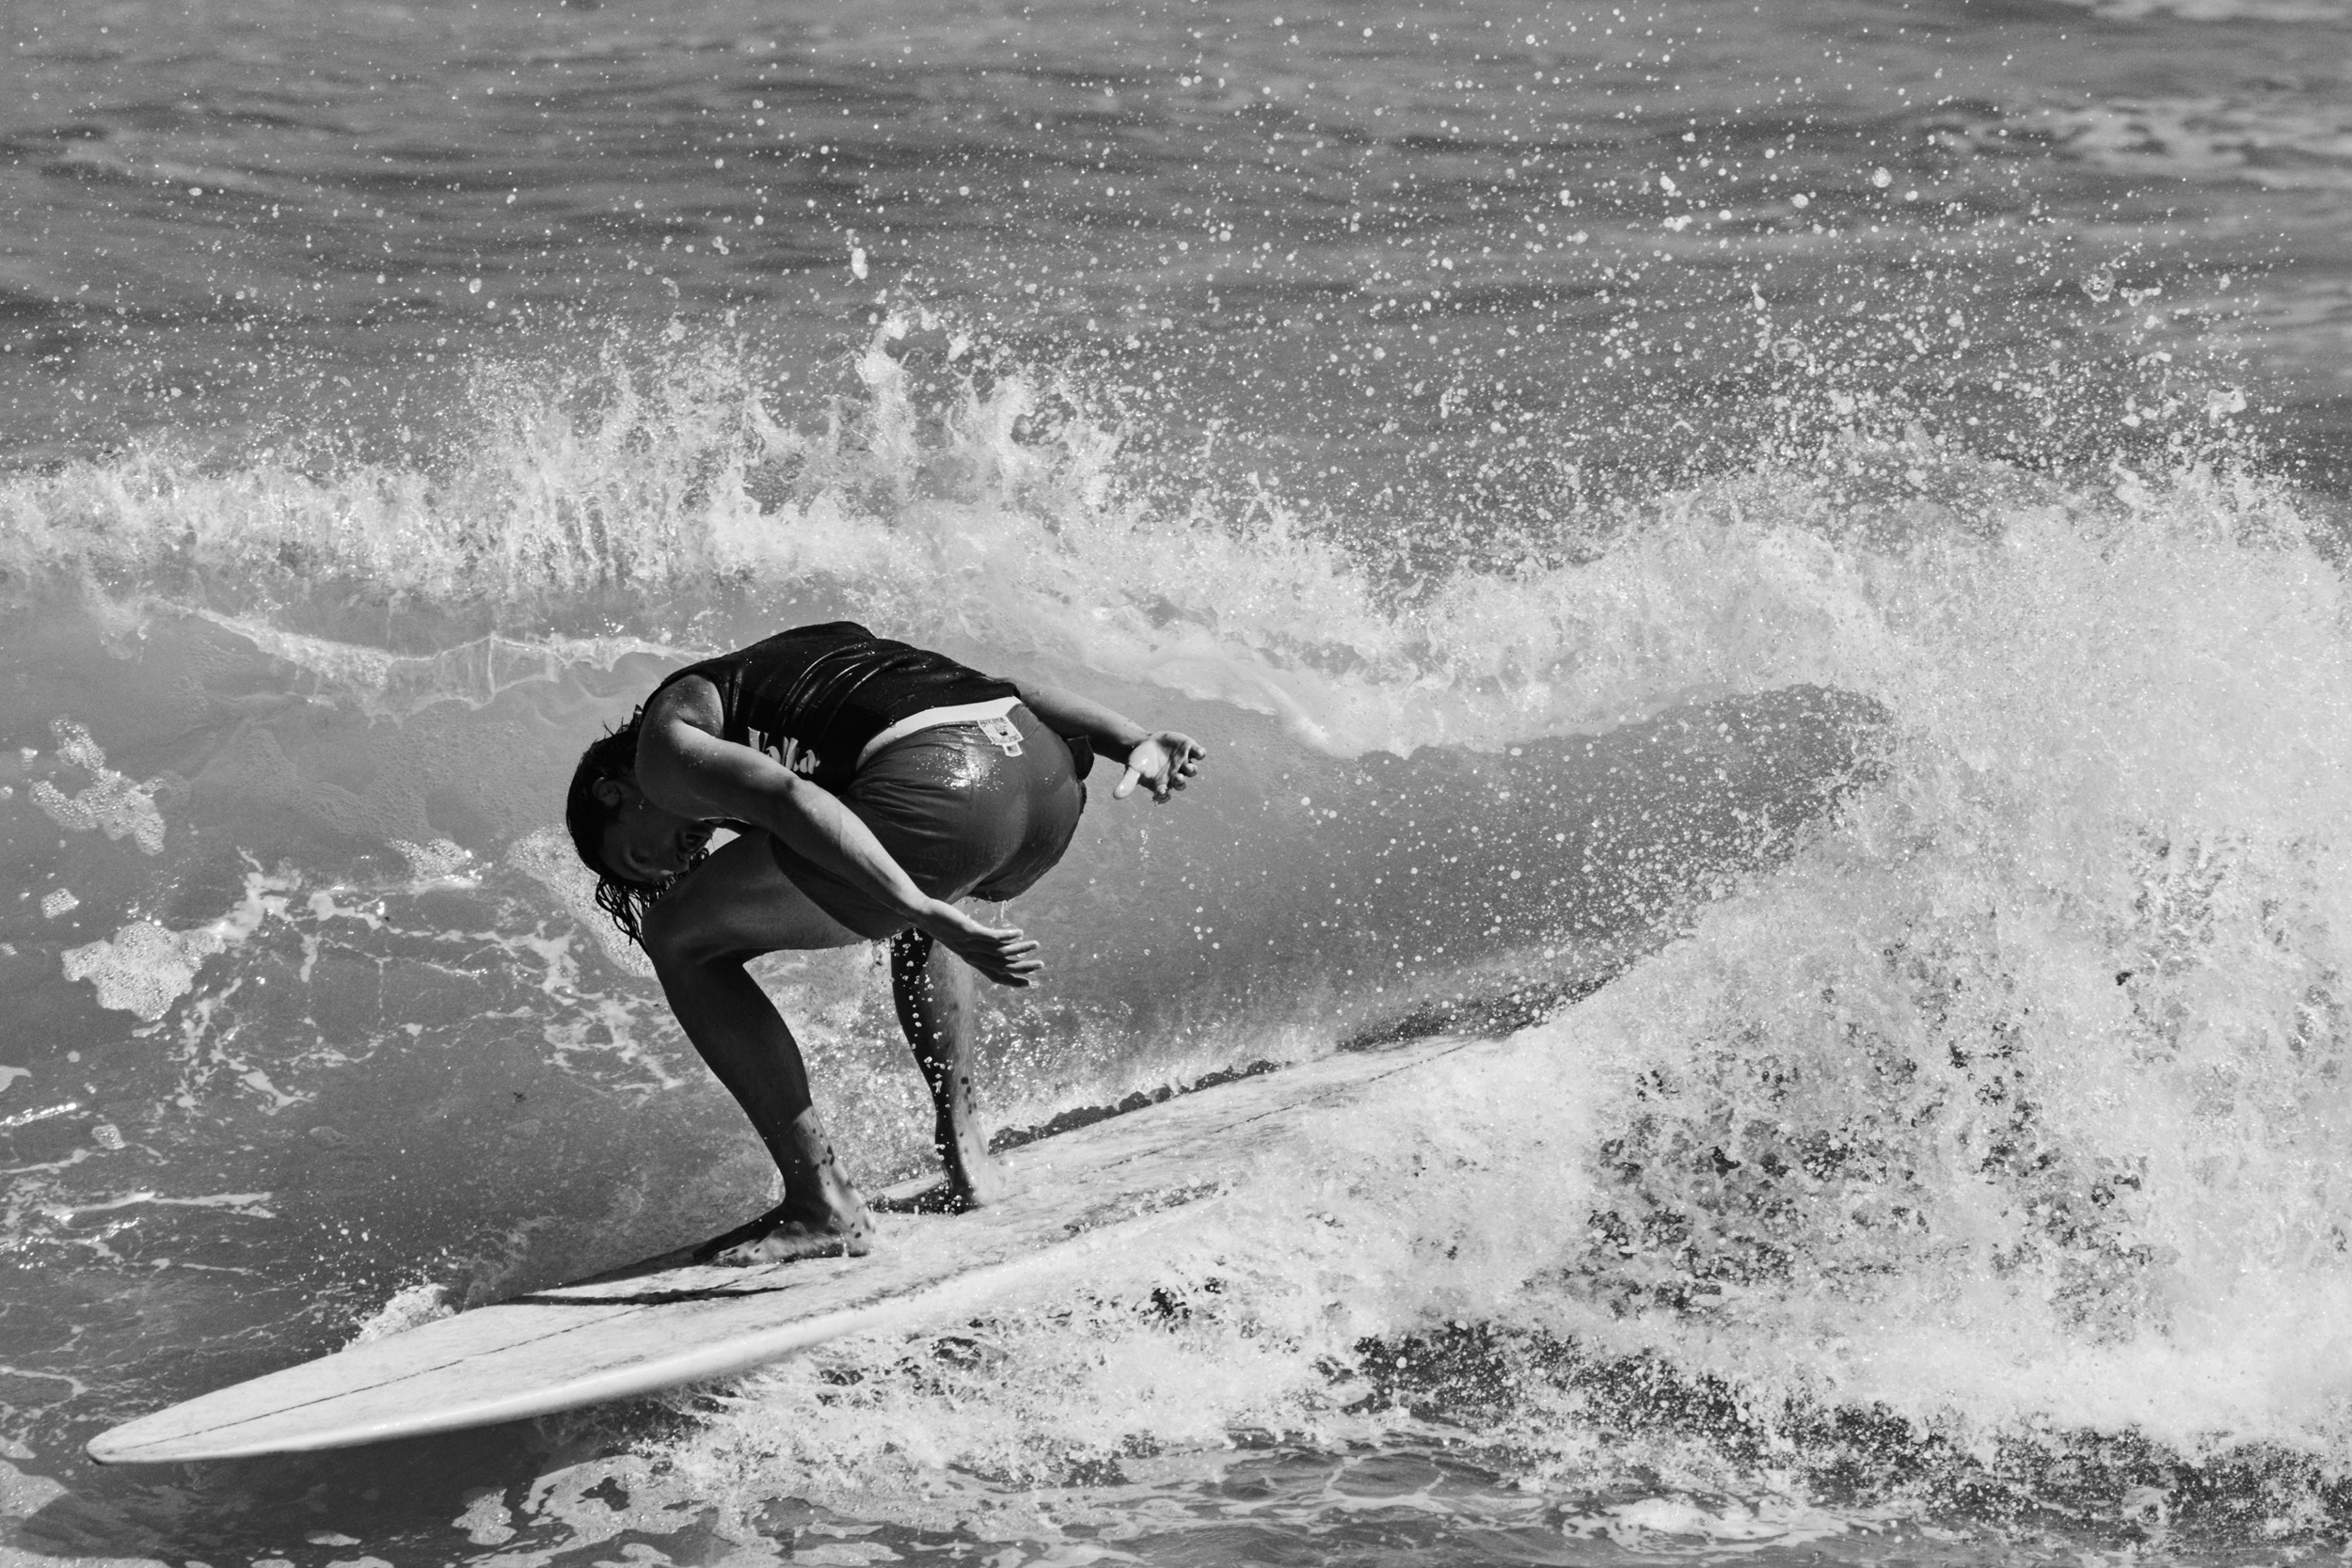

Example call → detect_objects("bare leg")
889 929 1010 1209
642 832 875 1264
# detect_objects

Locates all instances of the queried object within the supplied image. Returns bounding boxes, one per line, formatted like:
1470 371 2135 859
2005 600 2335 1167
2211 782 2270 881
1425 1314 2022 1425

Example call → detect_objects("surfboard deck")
87 1033 1495 1465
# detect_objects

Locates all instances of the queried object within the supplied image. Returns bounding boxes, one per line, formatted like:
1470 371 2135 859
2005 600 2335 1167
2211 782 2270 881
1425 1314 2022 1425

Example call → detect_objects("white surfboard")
87 1033 1494 1465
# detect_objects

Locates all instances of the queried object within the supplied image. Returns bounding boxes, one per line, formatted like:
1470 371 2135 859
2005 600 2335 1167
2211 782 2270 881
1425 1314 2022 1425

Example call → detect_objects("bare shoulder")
634 673 737 808
644 673 724 735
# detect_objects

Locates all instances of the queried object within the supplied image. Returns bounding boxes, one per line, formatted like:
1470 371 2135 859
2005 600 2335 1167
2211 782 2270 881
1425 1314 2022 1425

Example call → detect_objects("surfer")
564 623 1203 1265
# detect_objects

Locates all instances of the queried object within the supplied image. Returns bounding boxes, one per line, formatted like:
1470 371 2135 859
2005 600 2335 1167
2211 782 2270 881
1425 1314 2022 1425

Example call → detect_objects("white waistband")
856 696 1023 768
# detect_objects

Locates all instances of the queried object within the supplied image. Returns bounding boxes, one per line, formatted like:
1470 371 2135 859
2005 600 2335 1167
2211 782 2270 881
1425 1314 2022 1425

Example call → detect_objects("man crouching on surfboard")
564 622 1204 1266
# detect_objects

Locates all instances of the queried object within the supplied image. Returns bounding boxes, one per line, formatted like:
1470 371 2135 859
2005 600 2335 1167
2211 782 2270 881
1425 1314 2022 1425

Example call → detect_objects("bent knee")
642 895 729 974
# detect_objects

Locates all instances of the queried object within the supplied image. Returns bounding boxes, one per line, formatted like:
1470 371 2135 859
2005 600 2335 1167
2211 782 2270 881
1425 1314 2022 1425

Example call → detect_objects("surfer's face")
593 778 714 883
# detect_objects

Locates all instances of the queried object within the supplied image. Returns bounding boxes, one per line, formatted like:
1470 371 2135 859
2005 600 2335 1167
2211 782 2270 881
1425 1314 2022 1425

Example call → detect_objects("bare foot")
937 1120 1011 1209
872 1180 965 1215
873 1166 1020 1215
694 1201 874 1267
693 1107 877 1265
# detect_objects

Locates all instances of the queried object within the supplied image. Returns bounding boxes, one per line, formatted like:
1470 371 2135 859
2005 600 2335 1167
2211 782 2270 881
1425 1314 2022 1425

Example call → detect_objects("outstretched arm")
635 679 1041 985
1012 679 1206 803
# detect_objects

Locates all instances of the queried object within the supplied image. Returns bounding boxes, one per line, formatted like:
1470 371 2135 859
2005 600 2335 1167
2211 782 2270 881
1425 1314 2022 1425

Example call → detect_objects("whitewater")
3 0 2350 1561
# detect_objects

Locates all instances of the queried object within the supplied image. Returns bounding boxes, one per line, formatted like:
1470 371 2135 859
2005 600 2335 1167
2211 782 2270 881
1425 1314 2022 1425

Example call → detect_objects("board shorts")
768 702 1087 940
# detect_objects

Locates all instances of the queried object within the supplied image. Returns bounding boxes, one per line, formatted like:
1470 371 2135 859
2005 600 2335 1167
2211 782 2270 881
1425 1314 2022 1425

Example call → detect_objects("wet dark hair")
564 712 664 945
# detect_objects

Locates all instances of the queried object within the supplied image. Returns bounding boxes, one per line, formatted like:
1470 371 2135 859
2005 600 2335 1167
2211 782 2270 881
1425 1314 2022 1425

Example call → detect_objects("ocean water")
3 0 2351 1560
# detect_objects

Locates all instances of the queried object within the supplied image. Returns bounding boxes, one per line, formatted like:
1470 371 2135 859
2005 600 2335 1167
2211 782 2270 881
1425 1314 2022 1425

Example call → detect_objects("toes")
691 1209 787 1265
704 1215 873 1265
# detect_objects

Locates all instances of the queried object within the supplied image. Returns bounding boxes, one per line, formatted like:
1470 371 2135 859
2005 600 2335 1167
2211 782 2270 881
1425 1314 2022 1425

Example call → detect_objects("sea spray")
3 324 2342 1552
508 400 2352 1544
1539 466 2352 1471
0 321 2097 754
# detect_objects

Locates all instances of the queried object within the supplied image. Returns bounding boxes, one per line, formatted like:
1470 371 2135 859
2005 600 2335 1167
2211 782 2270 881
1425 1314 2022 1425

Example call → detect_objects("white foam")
390 836 480 886
187 612 690 721
1563 1495 1892 1552
347 1282 456 1346
61 920 228 1021
640 1035 1600 1522
50 1190 274 1219
4 318 2347 1523
1524 462 2352 1459
60 869 292 1021
28 719 167 855
507 828 655 979
0 324 1927 761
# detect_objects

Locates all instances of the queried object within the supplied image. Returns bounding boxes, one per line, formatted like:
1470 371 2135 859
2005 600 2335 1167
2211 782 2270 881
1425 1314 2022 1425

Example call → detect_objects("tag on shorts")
977 715 1025 756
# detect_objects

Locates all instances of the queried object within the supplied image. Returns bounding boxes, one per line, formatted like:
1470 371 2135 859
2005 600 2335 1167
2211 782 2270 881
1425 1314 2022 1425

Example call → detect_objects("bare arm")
636 678 1041 984
1012 679 1206 802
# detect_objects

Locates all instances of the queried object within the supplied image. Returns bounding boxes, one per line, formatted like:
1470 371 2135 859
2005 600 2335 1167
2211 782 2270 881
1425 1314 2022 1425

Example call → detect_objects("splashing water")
0 281 2341 1560
4 0 2352 1552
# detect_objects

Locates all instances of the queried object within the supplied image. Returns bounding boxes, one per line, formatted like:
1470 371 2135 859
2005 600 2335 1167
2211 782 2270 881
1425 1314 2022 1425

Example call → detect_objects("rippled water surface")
2 0 2350 1563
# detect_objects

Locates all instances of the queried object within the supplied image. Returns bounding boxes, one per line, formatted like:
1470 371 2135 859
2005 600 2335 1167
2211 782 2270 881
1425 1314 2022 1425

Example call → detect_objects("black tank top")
652 623 1018 791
